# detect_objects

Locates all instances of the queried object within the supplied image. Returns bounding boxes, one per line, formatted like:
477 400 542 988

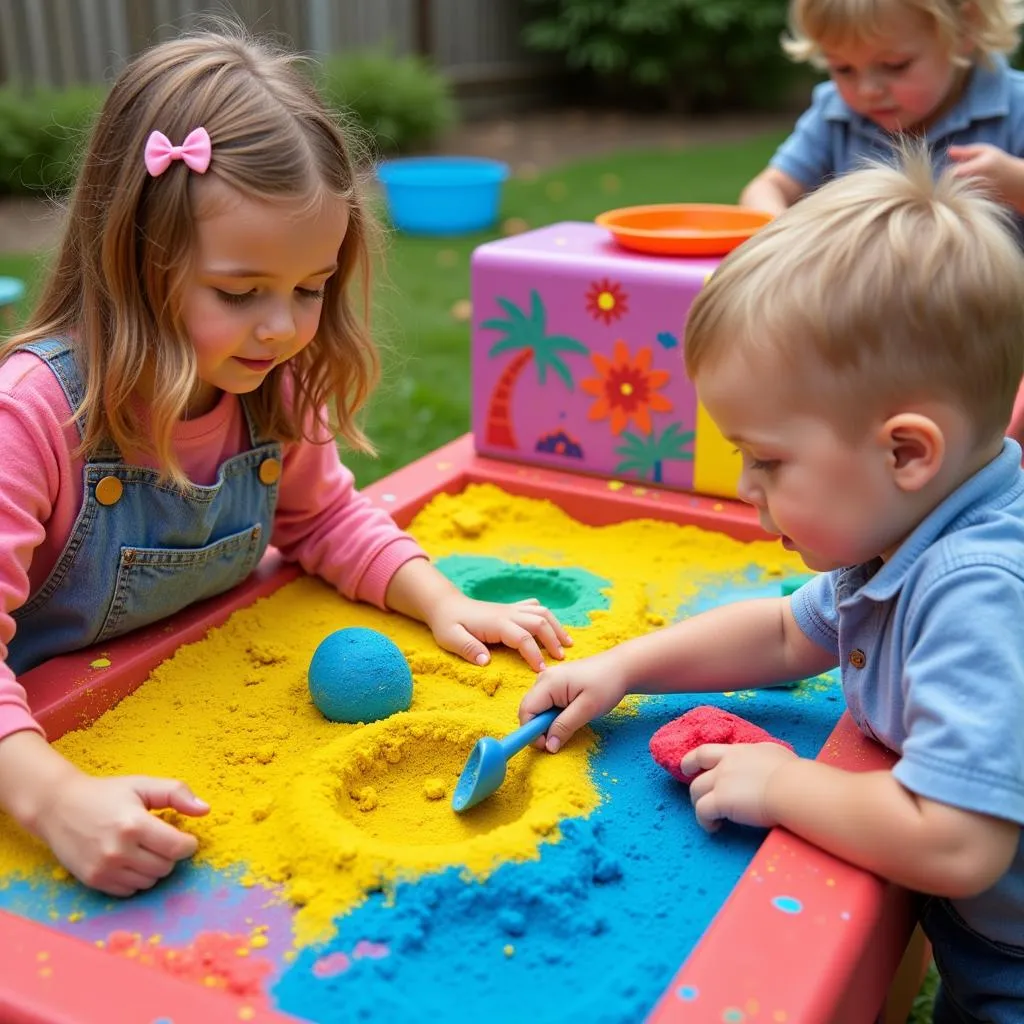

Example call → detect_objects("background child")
741 0 1024 216
743 0 1024 473
0 29 570 899
521 152 1024 1021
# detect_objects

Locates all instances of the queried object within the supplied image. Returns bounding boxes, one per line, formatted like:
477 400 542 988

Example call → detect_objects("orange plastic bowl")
595 203 773 257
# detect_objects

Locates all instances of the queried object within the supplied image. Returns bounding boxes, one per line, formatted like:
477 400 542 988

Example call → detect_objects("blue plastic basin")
0 276 25 308
377 156 510 236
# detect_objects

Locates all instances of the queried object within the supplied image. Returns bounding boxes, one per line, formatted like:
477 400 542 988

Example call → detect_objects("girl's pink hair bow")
144 127 212 177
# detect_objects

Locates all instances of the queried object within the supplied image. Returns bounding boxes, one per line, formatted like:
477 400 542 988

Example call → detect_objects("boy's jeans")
920 896 1024 1023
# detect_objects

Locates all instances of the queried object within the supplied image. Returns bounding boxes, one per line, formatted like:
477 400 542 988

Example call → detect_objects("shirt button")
95 476 124 506
849 649 867 669
258 458 281 485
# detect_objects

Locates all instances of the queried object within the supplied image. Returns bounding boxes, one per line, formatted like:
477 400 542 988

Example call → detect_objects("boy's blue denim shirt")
792 438 1024 948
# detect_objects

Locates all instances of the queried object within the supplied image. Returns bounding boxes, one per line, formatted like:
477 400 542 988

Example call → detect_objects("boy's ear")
880 413 945 492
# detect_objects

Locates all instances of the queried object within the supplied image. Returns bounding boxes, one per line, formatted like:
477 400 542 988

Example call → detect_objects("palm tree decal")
614 424 694 484
482 290 589 449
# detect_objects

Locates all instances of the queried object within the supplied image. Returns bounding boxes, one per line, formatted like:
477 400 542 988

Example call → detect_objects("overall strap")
238 394 266 448
19 339 121 460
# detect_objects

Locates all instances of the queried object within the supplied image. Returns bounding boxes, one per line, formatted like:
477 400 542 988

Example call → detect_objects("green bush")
0 85 104 195
523 0 804 112
317 49 457 154
0 47 453 195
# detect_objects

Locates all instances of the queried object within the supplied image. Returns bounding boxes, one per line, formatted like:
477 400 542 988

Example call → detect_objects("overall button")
849 649 867 669
258 458 281 485
95 476 123 506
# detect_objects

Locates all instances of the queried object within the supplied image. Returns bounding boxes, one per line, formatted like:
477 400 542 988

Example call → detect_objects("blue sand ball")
307 627 413 723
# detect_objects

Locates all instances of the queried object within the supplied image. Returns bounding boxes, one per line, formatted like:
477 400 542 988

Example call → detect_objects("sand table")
0 484 837 1022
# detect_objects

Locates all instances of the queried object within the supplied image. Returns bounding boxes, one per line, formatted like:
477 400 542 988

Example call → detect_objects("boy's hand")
683 742 798 833
36 774 209 897
426 594 571 672
947 144 1024 209
518 652 628 752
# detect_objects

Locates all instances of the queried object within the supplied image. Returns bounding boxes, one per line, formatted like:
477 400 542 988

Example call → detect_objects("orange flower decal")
585 278 629 325
580 341 673 435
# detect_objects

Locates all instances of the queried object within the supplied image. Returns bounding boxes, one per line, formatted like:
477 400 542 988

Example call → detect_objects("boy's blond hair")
784 0 1023 67
3 27 380 486
685 148 1024 445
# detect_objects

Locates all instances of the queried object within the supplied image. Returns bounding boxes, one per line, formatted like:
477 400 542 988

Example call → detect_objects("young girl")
0 30 570 899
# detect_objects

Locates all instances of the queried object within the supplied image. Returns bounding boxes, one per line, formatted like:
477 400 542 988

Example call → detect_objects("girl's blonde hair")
784 0 1024 67
3 28 380 484
685 146 1024 446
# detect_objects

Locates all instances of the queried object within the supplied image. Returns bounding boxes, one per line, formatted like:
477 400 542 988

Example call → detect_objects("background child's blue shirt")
790 439 1024 951
770 56 1024 189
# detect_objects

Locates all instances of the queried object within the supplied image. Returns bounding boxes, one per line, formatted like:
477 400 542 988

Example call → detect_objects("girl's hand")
947 144 1024 209
518 651 629 752
35 774 209 896
426 594 571 672
682 742 798 833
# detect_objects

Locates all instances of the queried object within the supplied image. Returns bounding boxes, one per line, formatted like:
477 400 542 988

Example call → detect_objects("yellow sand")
0 484 806 944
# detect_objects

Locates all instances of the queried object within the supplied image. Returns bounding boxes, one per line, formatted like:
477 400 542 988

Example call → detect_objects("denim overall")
8 338 281 676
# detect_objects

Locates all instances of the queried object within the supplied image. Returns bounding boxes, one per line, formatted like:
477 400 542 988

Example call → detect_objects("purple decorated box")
470 221 741 497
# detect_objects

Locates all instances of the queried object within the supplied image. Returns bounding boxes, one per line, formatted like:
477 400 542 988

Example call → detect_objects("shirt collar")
840 438 1023 603
821 55 1011 137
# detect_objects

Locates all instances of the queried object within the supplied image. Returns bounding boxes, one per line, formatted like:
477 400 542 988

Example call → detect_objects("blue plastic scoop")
452 708 559 813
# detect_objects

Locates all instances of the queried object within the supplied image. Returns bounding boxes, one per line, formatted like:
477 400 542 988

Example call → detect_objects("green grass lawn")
0 134 943 1020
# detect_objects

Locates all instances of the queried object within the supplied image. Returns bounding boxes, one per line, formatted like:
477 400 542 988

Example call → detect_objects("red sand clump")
649 706 794 784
